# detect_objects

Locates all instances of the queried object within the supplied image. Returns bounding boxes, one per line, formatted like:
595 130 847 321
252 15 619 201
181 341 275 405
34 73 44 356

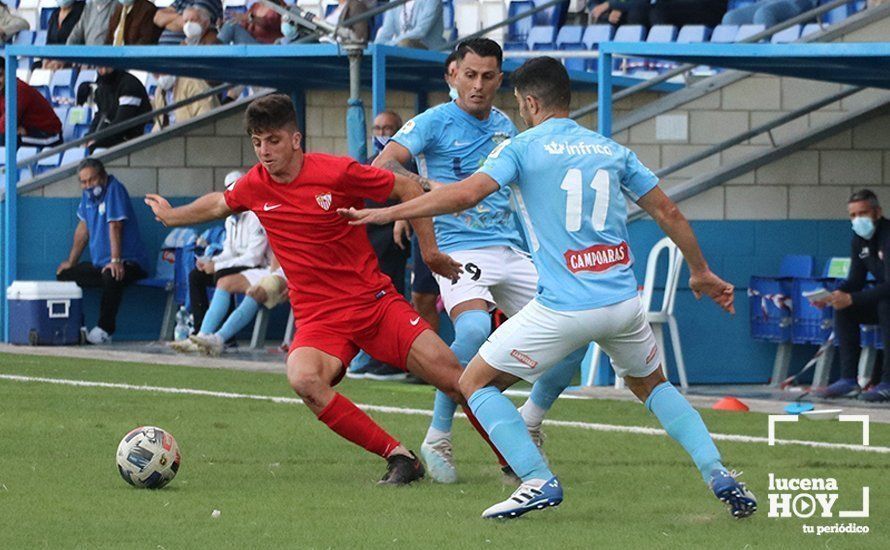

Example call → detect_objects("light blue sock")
216 296 260 342
528 346 586 411
200 289 231 334
645 381 725 482
428 310 490 435
469 386 553 482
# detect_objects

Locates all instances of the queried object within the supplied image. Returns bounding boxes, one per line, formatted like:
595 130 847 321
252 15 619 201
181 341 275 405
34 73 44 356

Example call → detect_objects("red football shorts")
288 291 431 380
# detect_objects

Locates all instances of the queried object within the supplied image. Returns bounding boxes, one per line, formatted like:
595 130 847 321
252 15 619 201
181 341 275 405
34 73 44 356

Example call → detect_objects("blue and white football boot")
482 476 563 519
710 469 757 519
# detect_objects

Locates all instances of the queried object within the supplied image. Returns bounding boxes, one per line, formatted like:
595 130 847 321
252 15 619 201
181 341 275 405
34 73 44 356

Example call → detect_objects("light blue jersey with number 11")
479 118 659 312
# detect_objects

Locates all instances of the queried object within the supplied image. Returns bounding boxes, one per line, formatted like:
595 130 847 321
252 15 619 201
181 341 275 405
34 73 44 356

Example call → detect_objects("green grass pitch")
1 353 887 549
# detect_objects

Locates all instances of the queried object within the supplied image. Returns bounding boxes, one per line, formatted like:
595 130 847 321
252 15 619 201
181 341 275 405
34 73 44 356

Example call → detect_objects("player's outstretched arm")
145 192 234 227
636 186 735 314
338 173 499 225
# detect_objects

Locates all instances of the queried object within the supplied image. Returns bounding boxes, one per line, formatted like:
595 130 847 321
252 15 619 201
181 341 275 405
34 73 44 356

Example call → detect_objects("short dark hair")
454 38 503 70
511 56 571 111
849 189 880 208
245 94 299 136
444 49 458 74
77 157 107 178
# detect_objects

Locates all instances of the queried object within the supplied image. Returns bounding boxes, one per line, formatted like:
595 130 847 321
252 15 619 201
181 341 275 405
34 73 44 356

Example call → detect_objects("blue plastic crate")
749 276 793 342
791 277 840 345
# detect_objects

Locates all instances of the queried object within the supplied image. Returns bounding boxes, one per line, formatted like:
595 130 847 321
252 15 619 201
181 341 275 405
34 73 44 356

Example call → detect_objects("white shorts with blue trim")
478 296 660 383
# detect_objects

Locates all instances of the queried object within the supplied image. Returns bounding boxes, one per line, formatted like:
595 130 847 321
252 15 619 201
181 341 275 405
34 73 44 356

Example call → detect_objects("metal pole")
3 53 19 342
597 52 612 137
371 44 386 118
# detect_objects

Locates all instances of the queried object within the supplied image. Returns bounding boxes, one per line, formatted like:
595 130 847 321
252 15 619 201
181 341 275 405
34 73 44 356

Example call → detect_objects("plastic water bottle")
174 307 190 342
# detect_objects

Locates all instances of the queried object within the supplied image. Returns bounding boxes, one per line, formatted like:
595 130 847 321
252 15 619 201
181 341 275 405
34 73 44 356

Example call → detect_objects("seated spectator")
650 0 728 27
0 64 63 147
154 0 222 45
589 0 651 26
0 0 28 43
375 0 444 50
47 0 85 45
87 67 152 152
181 5 219 44
106 0 163 45
217 0 283 44
57 158 149 345
723 0 816 27
815 190 890 403
174 259 288 355
322 0 371 43
185 171 270 346
151 74 219 131
66 0 115 45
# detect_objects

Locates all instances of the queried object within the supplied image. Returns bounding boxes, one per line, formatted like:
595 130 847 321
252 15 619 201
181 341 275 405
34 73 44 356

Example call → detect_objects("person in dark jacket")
47 0 85 45
816 189 890 402
87 67 151 152
106 0 163 45
0 64 63 147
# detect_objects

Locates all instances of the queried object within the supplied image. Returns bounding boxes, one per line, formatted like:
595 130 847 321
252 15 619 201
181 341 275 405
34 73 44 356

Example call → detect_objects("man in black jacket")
817 189 890 402
87 68 151 152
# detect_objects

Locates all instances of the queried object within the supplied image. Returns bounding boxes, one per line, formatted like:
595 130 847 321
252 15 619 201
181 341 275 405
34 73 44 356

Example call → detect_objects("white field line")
3 373 889 455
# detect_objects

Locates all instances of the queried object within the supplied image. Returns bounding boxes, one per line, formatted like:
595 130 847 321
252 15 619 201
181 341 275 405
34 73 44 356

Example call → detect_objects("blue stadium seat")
74 68 98 94
50 68 78 103
442 0 458 42
582 24 613 48
61 147 87 168
676 25 711 43
53 105 69 130
527 25 557 50
40 7 56 31
17 146 39 172
735 24 766 42
556 25 585 72
612 25 646 72
531 0 567 27
710 24 739 43
137 228 197 341
33 30 48 46
646 24 677 43
770 24 801 43
35 153 62 175
820 0 854 25
505 1 534 50
12 30 34 45
0 147 4 167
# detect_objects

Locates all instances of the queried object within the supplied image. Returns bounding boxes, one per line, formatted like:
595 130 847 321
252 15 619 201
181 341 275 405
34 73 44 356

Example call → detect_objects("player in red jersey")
146 94 502 485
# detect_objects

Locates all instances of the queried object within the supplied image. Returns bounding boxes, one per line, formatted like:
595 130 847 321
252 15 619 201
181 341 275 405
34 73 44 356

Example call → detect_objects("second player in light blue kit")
373 39 584 484
343 57 757 521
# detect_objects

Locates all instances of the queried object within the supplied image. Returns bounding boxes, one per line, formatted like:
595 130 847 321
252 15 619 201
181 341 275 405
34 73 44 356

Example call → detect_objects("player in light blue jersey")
373 39 584 485
344 57 756 520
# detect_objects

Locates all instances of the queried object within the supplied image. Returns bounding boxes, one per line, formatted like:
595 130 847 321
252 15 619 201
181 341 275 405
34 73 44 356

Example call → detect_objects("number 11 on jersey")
560 169 610 232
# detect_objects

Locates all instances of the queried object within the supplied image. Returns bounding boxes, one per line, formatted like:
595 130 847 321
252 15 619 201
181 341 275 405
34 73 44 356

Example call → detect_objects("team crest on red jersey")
315 193 332 211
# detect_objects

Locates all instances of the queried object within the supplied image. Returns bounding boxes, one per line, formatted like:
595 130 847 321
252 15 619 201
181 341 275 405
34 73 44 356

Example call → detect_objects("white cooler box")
6 281 84 345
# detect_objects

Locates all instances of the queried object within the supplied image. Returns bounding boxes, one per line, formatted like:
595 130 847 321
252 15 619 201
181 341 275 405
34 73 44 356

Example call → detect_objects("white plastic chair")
639 236 689 389
588 236 689 389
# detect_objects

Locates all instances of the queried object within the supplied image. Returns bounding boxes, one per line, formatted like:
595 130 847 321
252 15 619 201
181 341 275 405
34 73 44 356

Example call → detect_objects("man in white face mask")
815 189 890 402
180 5 215 44
153 0 221 45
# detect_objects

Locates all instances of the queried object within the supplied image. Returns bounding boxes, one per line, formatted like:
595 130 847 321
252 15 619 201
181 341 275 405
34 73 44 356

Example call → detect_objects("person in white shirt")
180 171 270 347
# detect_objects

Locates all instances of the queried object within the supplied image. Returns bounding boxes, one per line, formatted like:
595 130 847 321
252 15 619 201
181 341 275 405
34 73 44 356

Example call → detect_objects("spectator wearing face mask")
0 0 29 43
374 0 444 50
47 0 85 45
87 67 152 152
106 0 163 45
217 0 283 44
180 5 218 44
814 189 890 403
154 0 222 45
151 73 219 131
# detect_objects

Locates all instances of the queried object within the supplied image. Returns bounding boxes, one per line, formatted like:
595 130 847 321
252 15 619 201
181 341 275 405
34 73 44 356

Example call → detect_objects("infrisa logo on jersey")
564 242 631 274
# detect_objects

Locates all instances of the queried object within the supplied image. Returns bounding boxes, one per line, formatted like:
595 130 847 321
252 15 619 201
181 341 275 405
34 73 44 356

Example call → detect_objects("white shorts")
479 296 660 383
434 246 538 317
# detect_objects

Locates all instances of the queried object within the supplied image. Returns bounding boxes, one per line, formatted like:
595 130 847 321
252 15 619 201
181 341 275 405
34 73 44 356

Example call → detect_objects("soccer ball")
116 426 181 489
